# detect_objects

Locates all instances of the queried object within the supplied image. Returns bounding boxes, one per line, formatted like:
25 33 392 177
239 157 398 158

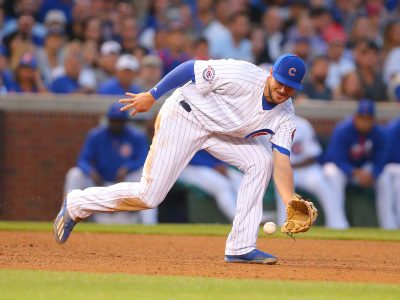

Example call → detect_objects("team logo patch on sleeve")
202 65 215 83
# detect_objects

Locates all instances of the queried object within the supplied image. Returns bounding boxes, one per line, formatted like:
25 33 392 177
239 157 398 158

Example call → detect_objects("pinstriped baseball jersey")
179 59 295 152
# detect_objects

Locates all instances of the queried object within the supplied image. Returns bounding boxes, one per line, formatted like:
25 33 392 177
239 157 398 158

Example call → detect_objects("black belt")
179 100 192 112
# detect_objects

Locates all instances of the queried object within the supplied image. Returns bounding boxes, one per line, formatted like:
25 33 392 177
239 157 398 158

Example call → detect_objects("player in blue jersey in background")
376 115 400 229
323 99 388 227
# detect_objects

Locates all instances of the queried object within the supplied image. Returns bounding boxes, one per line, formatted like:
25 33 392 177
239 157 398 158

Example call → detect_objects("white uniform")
275 116 349 229
66 59 295 255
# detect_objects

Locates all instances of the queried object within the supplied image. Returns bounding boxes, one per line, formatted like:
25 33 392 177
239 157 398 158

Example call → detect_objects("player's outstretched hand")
119 92 156 117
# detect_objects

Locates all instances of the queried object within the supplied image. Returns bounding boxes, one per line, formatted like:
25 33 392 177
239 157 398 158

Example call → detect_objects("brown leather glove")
281 194 318 234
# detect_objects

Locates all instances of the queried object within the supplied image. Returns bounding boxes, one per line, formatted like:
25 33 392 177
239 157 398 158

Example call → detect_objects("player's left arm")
273 150 294 205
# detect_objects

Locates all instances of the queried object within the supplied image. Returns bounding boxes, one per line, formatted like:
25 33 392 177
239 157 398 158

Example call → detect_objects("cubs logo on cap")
272 54 306 90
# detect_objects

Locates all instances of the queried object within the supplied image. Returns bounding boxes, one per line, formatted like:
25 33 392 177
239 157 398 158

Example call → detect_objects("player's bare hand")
119 92 156 117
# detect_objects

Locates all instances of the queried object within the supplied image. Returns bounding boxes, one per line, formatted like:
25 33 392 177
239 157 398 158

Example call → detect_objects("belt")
179 100 192 113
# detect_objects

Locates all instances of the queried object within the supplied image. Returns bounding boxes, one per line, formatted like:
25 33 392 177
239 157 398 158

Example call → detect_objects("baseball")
263 222 277 235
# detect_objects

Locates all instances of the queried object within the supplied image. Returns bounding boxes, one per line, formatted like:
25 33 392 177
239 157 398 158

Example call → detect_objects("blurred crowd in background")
0 0 400 101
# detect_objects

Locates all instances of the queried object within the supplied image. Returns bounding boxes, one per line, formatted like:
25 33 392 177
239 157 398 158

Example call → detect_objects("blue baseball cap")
357 98 375 116
107 103 128 120
272 54 306 90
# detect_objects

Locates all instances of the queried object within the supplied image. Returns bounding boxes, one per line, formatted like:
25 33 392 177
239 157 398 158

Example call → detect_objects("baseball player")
54 54 306 264
376 116 400 229
179 150 243 222
274 115 349 229
64 102 158 224
323 99 388 227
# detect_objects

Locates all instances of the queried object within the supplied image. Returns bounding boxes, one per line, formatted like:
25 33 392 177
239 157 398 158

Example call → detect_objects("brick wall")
0 111 101 220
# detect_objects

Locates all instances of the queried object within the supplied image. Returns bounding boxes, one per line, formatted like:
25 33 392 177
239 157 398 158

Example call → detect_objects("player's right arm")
273 150 294 205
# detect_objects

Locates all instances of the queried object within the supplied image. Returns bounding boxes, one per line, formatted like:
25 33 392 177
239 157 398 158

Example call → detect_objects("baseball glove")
281 194 318 234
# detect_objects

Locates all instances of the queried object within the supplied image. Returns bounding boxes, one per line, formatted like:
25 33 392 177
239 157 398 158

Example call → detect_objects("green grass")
0 221 399 241
0 269 399 300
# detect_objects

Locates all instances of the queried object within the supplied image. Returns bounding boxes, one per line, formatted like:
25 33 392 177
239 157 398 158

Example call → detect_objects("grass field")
1 221 399 300
1 269 399 300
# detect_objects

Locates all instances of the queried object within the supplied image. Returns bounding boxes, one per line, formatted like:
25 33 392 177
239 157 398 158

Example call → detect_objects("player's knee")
323 163 341 178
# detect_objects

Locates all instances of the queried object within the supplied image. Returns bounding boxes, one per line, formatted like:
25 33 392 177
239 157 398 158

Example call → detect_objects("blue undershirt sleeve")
150 60 195 100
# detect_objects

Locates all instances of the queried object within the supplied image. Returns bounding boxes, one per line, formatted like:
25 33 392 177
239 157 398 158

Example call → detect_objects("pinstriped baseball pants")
67 92 273 255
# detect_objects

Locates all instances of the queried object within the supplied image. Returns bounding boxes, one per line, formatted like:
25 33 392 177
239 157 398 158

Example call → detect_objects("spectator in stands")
290 36 312 64
64 102 157 224
3 14 38 71
203 0 231 58
376 115 400 229
337 71 364 101
352 40 387 102
179 150 243 222
275 115 349 229
70 0 92 40
251 26 270 65
323 99 388 227
2 1 46 48
260 6 285 63
297 55 332 101
348 15 381 49
50 41 93 94
119 17 140 54
44 9 67 33
190 37 210 60
285 14 325 59
96 40 121 85
383 20 400 85
324 25 355 99
97 54 142 95
136 55 163 92
12 52 47 93
210 11 253 62
36 27 66 86
157 21 191 75
81 17 103 48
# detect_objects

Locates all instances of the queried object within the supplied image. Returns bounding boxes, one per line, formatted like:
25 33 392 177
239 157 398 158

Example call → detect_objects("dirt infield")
1 231 400 284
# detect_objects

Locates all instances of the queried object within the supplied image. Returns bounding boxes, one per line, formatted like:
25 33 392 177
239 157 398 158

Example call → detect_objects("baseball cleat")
53 199 78 244
225 249 278 264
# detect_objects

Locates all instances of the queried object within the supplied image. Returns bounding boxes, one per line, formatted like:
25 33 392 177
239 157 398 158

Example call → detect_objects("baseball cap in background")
356 98 375 116
272 53 306 90
19 53 37 68
107 102 129 120
116 54 140 71
45 9 67 25
101 40 121 56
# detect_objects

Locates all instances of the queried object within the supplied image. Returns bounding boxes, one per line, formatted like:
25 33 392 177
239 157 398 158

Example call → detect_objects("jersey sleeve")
270 112 296 156
193 59 235 95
